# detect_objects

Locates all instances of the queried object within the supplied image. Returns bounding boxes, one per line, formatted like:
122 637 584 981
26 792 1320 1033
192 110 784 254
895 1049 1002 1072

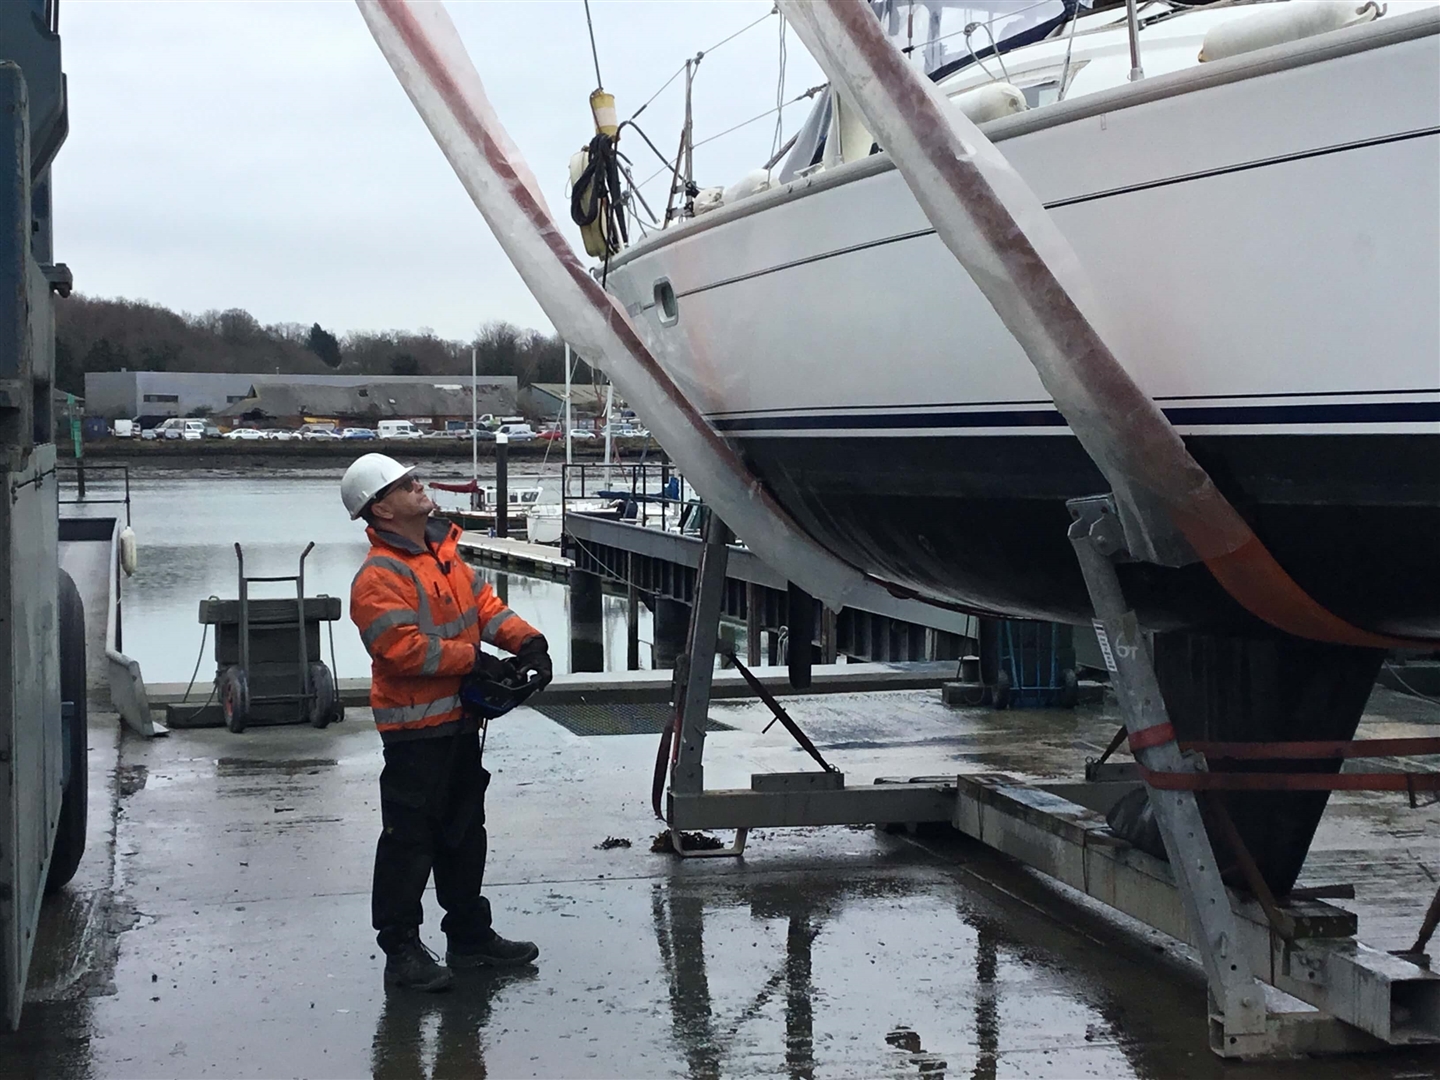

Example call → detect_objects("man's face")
370 474 436 524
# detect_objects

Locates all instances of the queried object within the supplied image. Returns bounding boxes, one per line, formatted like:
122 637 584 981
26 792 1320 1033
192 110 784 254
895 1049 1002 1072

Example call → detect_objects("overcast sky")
54 1 824 340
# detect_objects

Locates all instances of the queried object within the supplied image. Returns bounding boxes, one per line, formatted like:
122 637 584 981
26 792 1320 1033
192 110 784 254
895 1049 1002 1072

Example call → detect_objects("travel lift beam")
661 506 1440 1059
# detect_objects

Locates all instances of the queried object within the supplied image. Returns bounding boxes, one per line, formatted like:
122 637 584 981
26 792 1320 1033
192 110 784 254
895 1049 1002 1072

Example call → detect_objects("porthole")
654 279 679 326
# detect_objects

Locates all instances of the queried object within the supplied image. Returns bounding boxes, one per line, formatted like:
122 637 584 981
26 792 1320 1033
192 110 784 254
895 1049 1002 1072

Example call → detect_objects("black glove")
471 646 510 680
509 634 553 691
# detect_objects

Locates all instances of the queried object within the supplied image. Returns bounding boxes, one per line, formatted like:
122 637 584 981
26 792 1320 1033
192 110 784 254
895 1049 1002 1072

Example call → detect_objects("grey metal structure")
0 0 79 1030
663 510 959 854
660 505 1440 1057
566 507 978 665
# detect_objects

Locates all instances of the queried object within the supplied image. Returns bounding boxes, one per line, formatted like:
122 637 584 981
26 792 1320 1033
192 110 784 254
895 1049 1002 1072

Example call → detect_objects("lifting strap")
1124 731 1440 797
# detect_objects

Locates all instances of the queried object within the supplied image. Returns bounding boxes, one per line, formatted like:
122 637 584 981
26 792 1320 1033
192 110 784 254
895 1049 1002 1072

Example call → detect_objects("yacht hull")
605 17 1440 637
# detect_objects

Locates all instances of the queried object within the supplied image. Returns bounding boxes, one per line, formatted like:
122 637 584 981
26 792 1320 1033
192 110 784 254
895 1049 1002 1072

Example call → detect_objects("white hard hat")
341 453 416 520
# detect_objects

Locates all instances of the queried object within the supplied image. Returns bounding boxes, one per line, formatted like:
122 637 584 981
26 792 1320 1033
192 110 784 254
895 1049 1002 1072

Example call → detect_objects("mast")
564 342 573 468
470 345 478 508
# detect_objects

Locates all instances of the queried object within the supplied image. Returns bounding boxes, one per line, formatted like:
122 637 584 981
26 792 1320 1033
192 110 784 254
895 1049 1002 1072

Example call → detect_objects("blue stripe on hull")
711 399 1440 434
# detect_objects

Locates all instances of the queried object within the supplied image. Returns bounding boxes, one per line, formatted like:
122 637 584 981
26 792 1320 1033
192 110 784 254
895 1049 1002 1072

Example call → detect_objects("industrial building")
518 381 618 422
84 371 517 421
219 380 513 428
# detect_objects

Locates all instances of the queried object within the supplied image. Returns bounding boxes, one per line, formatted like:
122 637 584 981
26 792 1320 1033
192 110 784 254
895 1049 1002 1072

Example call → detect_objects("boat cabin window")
869 0 1077 82
1021 79 1061 108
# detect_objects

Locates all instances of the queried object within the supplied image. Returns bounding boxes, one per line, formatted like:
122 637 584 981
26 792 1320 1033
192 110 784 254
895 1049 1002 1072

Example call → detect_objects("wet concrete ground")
4 683 1438 1078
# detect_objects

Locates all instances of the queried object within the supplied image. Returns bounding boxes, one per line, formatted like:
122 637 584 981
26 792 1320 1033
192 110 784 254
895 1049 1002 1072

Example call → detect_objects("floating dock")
456 531 573 578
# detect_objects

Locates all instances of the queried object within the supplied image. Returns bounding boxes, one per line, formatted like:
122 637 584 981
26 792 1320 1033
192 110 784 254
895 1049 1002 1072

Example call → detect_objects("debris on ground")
594 836 632 850
650 829 723 854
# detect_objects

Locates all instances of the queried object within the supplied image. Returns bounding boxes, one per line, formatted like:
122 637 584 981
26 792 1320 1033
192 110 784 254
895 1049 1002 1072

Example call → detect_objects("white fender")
119 526 138 577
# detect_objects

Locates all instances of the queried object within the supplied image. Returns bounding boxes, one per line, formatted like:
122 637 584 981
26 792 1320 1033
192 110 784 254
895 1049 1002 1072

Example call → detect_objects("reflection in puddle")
647 873 1152 1079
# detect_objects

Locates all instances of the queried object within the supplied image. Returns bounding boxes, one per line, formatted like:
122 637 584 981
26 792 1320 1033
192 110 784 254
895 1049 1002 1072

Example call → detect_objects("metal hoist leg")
667 510 748 858
671 510 731 797
1067 496 1271 1056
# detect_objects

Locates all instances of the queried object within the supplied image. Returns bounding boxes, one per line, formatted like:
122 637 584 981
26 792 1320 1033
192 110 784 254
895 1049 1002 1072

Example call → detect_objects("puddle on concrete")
116 764 147 798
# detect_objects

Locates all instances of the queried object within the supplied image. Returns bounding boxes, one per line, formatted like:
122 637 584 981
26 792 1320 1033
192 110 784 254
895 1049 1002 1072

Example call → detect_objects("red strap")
1179 737 1440 761
1127 723 1176 753
1138 765 1440 792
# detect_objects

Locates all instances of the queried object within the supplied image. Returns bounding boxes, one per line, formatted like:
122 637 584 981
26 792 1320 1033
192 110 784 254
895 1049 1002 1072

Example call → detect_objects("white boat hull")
606 13 1440 636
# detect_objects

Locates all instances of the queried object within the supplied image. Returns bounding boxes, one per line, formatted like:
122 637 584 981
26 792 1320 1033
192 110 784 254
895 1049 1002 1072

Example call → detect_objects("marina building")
218 380 513 428
84 371 517 421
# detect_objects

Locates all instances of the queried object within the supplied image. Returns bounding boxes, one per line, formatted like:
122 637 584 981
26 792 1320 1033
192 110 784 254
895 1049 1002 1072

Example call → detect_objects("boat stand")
662 510 957 853
659 504 1440 1057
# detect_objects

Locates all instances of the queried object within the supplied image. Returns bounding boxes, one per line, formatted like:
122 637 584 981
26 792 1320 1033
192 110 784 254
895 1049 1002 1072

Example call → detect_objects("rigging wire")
634 84 826 190
770 10 788 172
583 0 604 89
628 7 777 121
1057 1 1085 100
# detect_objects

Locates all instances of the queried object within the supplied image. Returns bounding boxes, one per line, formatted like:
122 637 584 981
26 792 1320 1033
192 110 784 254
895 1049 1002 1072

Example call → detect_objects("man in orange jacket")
344 453 551 992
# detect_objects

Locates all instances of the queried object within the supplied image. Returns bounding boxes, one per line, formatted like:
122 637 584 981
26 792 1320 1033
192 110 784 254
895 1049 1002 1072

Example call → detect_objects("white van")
377 420 421 439
155 417 207 440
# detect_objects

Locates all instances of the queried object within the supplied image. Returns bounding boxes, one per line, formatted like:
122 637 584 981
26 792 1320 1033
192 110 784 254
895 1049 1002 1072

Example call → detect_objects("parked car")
568 429 598 442
301 428 341 440
140 427 158 441
204 423 221 439
496 423 536 442
111 419 135 438
261 429 297 441
603 424 651 440
342 428 378 441
223 427 265 441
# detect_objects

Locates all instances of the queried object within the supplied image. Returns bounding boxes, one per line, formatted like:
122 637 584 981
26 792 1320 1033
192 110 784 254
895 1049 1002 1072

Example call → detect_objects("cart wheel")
308 663 338 729
1059 668 1080 709
220 666 249 733
992 668 1012 710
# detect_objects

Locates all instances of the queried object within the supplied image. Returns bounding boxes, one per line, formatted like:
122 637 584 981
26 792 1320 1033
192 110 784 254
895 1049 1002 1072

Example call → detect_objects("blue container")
979 618 1078 709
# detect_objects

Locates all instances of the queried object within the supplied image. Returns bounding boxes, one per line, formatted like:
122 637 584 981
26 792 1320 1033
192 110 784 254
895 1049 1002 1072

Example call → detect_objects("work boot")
383 936 453 992
446 932 539 969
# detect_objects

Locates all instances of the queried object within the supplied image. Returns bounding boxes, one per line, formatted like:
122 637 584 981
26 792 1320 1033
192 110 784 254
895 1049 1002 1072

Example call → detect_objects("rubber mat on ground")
529 700 733 737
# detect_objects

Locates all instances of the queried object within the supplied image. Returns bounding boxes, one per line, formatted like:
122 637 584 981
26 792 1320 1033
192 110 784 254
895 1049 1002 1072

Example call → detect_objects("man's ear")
370 499 395 523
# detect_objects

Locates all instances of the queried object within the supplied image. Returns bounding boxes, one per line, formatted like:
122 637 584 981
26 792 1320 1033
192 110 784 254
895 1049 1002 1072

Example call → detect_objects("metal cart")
200 543 344 733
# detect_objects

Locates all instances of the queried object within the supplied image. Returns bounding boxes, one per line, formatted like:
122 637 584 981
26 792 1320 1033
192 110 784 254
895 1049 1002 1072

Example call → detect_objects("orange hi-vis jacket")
351 517 539 743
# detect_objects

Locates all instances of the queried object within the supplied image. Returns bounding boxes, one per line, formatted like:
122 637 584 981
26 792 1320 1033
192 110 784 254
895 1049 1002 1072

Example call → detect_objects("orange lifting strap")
1124 724 1440 796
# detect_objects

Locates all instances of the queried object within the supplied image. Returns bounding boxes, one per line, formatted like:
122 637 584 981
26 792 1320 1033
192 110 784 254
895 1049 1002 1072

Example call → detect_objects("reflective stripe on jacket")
351 517 539 742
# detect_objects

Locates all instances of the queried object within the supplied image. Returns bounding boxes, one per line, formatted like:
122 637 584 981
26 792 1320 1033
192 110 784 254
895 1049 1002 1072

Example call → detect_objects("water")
62 462 655 686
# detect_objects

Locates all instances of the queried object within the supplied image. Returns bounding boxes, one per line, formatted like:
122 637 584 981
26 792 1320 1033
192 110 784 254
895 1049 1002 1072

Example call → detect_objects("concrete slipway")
2 677 1437 1079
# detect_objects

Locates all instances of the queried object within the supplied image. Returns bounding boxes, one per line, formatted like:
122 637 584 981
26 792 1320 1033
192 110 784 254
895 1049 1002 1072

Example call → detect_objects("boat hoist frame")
355 0 1439 1058
660 504 1440 1059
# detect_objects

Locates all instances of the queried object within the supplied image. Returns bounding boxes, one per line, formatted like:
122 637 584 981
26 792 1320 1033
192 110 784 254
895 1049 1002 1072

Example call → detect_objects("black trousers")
372 730 493 954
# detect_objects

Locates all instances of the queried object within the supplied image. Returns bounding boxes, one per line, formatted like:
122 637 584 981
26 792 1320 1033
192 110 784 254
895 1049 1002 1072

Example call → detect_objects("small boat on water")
429 480 545 537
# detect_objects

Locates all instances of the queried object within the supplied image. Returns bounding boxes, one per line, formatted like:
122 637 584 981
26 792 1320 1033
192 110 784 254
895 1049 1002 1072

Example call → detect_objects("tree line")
55 295 595 395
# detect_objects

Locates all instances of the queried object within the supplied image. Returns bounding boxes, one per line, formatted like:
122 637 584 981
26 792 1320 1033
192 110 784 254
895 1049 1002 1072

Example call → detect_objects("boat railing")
561 460 699 535
58 462 132 526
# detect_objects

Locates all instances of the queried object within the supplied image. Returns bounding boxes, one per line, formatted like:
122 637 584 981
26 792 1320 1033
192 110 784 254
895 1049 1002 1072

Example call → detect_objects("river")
60 460 654 686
